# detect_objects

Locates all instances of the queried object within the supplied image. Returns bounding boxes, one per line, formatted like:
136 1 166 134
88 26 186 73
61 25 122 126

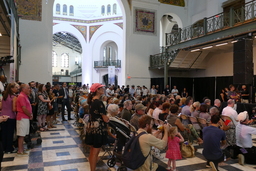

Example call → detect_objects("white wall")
19 1 54 84
123 0 188 88
52 44 82 74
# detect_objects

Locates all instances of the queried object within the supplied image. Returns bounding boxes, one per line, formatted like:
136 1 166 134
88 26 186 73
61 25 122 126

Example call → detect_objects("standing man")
240 85 249 103
163 85 170 96
59 82 73 121
16 84 33 155
171 85 179 97
129 85 136 97
203 115 227 171
29 81 38 121
142 86 149 96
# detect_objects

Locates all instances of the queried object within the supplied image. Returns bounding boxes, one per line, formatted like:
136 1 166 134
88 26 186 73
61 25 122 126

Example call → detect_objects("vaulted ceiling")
53 32 82 53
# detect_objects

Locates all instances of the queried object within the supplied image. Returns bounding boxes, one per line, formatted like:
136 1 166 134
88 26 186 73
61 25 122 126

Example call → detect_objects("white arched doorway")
53 23 87 84
52 0 128 86
160 13 183 47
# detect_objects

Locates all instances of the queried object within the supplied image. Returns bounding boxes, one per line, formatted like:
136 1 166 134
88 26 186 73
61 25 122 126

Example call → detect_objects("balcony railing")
70 68 82 76
150 51 177 69
94 60 121 68
52 72 69 76
166 0 256 46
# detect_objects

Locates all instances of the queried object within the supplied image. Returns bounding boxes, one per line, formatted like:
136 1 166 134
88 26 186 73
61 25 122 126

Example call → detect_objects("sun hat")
90 83 105 93
237 111 248 122
135 103 147 111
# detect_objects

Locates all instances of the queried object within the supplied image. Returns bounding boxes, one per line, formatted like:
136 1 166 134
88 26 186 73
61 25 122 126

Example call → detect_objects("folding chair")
197 117 210 129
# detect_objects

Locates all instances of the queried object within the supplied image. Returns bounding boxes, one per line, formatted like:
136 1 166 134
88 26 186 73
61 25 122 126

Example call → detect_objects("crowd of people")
0 79 85 169
83 83 256 171
0 79 255 171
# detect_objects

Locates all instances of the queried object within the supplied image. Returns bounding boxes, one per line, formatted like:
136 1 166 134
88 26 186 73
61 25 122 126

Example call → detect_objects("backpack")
122 131 150 170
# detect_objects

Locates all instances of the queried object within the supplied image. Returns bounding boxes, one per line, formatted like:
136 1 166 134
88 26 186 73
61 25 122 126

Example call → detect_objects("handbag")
180 142 195 158
48 103 53 110
180 130 195 158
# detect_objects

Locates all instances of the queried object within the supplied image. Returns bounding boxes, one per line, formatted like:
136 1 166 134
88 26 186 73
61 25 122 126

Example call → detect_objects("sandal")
39 127 44 131
50 125 56 128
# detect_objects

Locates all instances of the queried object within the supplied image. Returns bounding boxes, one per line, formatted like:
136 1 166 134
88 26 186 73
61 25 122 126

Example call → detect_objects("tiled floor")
2 117 256 171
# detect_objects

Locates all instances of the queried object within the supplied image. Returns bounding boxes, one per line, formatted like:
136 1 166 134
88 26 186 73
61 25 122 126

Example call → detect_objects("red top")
16 92 32 120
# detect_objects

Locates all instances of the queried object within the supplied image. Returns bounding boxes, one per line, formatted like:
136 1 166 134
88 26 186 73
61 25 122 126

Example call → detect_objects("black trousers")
206 154 224 171
61 99 71 120
32 104 37 121
237 146 256 164
0 141 3 169
1 119 16 152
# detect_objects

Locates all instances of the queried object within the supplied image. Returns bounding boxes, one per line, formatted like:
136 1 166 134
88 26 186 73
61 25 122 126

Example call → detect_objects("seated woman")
190 101 200 118
199 104 211 122
167 104 203 144
159 102 171 121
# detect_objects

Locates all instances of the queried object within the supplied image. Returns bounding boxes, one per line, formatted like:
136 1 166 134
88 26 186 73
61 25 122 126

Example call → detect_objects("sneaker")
6 149 17 154
17 152 28 156
166 167 171 170
209 161 217 171
238 154 245 166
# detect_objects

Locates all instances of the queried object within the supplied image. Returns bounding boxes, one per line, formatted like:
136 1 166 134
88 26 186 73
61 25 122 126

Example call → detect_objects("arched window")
101 5 105 15
113 3 117 14
56 4 60 14
52 51 57 67
63 4 67 15
69 5 74 16
107 4 111 15
61 53 69 68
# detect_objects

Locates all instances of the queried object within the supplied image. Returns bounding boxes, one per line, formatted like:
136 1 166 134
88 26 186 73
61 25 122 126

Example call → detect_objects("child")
166 127 184 171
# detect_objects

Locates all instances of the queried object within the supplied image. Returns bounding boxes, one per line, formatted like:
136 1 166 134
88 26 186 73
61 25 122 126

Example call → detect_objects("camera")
0 56 14 66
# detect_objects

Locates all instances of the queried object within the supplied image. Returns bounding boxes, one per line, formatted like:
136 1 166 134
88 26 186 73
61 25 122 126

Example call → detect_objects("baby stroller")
24 121 42 149
106 117 136 171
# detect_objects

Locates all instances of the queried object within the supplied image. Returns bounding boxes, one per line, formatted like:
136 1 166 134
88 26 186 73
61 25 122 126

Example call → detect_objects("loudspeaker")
233 39 253 84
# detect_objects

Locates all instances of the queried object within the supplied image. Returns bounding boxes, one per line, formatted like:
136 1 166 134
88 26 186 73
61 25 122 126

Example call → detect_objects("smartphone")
240 148 248 154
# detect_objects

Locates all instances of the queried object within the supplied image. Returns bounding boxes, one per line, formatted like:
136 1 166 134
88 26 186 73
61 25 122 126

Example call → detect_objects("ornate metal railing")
94 60 121 68
166 0 256 46
70 68 82 76
150 50 178 68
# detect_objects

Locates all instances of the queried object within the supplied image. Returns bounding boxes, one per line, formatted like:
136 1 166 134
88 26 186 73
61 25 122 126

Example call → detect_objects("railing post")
203 17 207 35
229 7 234 27
251 1 255 19
241 5 245 22
178 28 182 42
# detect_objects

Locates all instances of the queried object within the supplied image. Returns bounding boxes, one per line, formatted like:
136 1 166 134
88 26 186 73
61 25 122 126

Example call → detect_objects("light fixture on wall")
191 49 200 52
202 46 213 49
0 33 2 36
216 42 228 47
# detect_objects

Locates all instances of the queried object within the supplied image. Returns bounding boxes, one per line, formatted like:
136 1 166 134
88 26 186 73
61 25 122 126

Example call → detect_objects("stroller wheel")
37 138 42 144
117 166 127 171
107 158 116 167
